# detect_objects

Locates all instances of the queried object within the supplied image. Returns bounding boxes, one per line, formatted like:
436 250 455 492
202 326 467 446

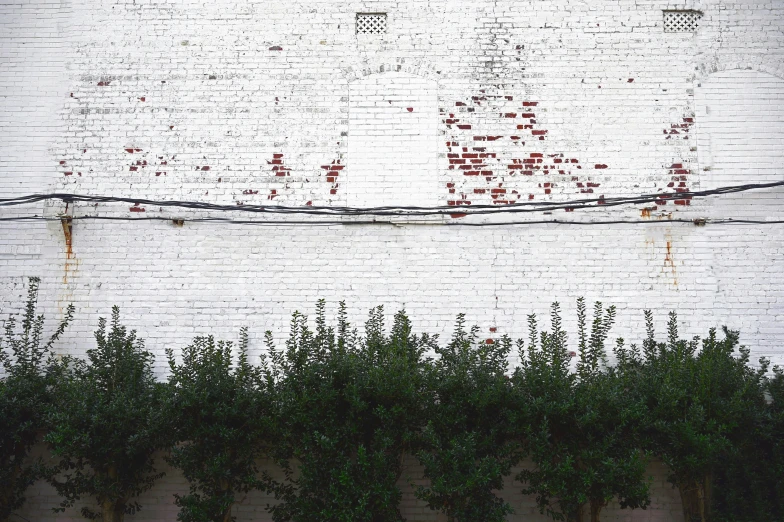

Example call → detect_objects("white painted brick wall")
348 72 440 207
1 0 784 519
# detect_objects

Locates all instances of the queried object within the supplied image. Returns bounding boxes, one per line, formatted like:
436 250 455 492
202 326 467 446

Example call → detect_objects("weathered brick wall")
1 0 783 519
18 453 684 522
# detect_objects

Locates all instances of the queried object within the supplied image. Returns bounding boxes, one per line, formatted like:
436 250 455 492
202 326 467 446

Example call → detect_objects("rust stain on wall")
61 217 73 259
664 239 677 287
641 207 674 220
60 217 78 284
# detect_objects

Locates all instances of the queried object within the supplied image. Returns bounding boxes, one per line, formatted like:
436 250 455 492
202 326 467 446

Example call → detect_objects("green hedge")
1 279 782 522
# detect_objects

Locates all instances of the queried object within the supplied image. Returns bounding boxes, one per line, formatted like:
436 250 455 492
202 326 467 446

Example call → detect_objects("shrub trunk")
589 499 604 522
678 474 712 522
101 500 125 522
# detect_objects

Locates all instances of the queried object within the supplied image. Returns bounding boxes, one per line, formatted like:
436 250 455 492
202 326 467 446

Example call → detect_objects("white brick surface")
348 72 440 207
2 0 784 519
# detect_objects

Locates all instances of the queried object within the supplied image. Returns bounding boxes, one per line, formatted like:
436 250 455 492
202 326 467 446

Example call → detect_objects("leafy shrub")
414 314 518 522
165 327 273 522
2 288 778 522
0 277 73 521
710 363 784 522
515 300 650 522
619 311 769 522
45 307 167 522
768 367 784 515
268 302 431 522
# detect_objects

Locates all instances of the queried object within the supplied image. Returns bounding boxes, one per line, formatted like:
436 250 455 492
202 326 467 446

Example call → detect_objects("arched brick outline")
342 58 442 83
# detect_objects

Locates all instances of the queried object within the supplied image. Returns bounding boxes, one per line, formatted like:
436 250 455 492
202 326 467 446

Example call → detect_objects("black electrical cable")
1 215 783 227
0 180 782 217
448 219 784 227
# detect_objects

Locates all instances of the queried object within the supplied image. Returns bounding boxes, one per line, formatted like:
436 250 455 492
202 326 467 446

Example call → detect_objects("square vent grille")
663 10 703 33
356 13 387 35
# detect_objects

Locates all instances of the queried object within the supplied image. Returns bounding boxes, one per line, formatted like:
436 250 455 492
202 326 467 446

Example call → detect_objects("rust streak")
61 217 76 284
61 217 73 259
664 239 678 286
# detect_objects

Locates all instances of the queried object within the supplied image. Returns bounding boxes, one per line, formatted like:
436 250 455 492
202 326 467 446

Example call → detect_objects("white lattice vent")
663 10 703 33
356 13 387 35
